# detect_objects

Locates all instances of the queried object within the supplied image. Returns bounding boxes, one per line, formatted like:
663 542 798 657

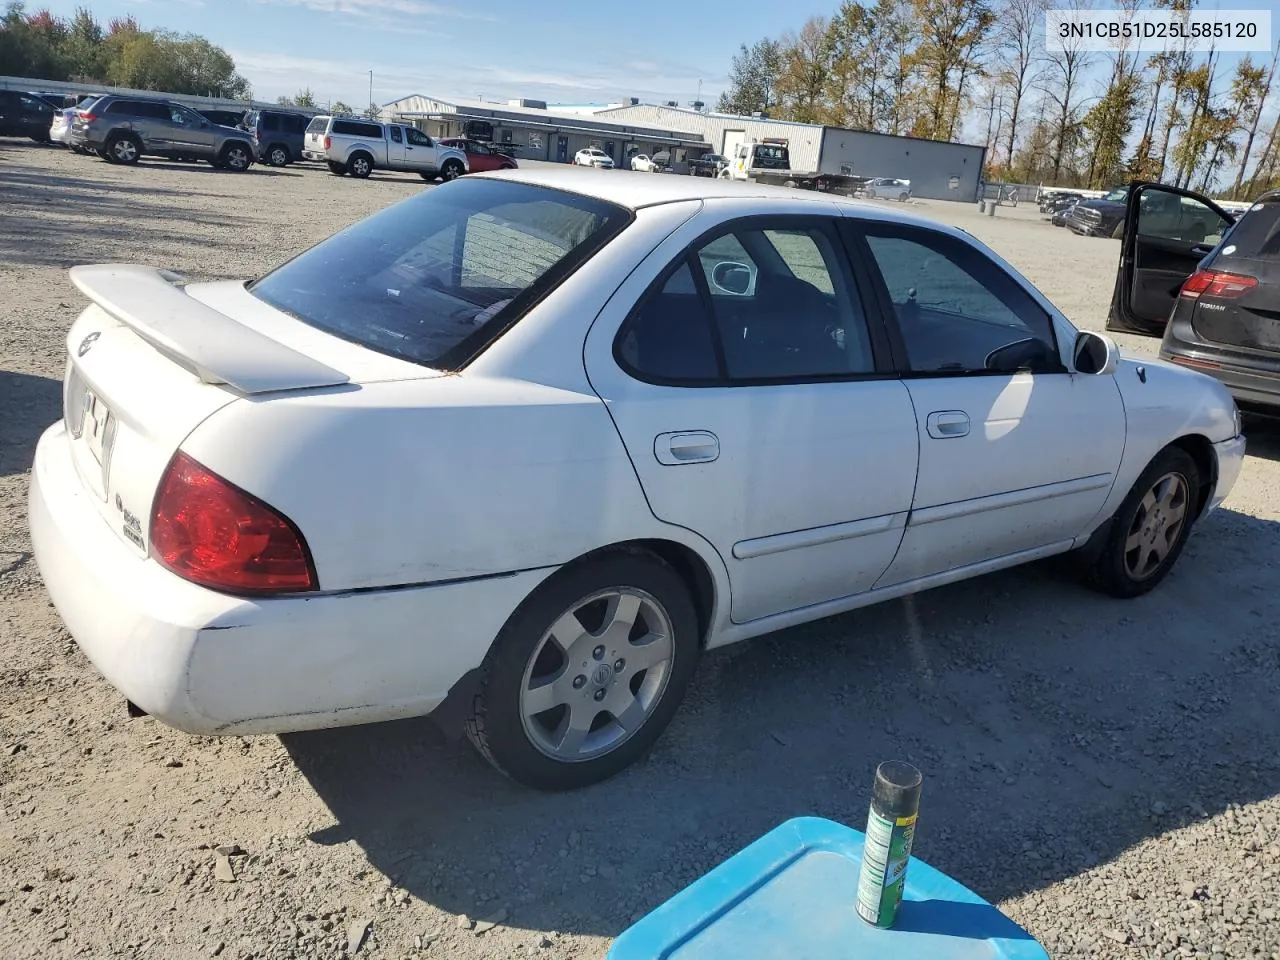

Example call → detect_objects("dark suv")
71 95 256 170
197 108 249 129
0 90 56 142
243 109 311 166
1110 182 1277 415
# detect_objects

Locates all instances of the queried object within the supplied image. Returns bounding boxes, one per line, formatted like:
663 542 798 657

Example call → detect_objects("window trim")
613 215 899 388
843 220 1068 378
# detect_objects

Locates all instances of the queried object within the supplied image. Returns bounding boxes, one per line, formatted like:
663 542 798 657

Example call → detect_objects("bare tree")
994 0 1044 168
1041 0 1093 181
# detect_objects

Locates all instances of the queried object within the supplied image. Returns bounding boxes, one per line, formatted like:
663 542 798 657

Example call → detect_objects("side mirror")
711 261 754 296
1073 330 1120 376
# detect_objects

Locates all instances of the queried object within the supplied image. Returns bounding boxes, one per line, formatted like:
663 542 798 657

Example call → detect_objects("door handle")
1190 243 1213 257
654 431 719 465
926 411 970 439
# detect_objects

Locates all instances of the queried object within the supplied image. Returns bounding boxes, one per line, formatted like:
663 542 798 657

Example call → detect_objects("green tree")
775 16 833 124
1230 45 1277 198
907 0 994 141
717 38 782 115
331 100 355 116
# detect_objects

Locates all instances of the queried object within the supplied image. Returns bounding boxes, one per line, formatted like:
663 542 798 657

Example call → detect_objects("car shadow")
1243 415 1280 462
0 369 62 477
282 504 1280 941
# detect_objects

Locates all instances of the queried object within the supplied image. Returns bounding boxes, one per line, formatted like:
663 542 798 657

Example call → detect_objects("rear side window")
286 115 307 134
389 126 402 143
250 179 631 369
1219 197 1280 260
333 120 383 138
262 113 280 131
306 116 328 135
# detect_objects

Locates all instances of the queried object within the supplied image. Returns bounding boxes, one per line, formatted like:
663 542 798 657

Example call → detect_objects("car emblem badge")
592 664 613 686
78 332 100 357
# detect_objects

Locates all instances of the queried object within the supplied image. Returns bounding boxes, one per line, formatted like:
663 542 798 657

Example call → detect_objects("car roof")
470 167 943 227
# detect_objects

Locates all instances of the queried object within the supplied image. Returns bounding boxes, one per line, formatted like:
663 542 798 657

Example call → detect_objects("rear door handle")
655 431 719 465
926 411 970 439
1190 244 1214 257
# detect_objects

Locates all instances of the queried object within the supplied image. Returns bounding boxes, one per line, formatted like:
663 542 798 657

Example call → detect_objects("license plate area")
66 369 117 498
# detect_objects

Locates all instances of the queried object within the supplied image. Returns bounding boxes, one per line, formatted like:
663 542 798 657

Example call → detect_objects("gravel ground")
2 143 1279 960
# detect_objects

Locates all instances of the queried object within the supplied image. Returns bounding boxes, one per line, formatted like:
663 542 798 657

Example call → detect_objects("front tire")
465 551 701 791
220 142 252 172
440 159 464 181
267 144 290 167
1085 446 1201 598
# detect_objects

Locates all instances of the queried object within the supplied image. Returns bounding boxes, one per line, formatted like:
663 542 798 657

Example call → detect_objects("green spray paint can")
855 760 923 928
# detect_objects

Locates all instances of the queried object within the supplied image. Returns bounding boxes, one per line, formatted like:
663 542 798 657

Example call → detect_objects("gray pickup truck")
304 116 469 181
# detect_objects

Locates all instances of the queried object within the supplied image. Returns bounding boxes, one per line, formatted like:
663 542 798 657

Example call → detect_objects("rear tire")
103 133 140 165
266 144 290 167
348 153 373 178
1084 446 1201 598
465 550 701 791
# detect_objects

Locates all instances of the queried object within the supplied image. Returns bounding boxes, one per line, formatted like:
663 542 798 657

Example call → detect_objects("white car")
29 170 1246 791
574 148 614 169
630 153 658 172
865 177 911 201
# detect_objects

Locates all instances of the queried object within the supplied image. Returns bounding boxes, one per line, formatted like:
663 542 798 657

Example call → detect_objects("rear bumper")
1161 321 1280 413
302 150 327 162
29 422 550 735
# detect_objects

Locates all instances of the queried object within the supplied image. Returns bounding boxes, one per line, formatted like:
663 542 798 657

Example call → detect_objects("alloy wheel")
113 139 137 163
519 588 674 762
1123 471 1189 581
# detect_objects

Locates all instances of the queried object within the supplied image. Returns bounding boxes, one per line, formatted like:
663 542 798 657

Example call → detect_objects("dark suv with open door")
1109 182 1280 416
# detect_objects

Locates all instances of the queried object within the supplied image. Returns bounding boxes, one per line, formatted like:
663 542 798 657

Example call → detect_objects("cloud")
230 49 722 108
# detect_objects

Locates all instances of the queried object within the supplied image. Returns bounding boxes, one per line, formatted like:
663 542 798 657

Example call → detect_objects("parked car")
688 153 728 177
1039 190 1083 214
438 137 517 172
304 116 467 180
198 108 249 130
0 90 56 141
243 108 311 167
573 147 614 169
864 177 911 201
1110 183 1280 416
50 101 92 148
1050 199 1080 227
1067 185 1134 237
29 170 1245 791
630 153 661 172
70 95 256 170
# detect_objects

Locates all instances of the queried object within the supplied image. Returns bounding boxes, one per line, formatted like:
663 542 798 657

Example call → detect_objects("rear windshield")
1220 197 1280 260
306 116 328 134
250 179 632 369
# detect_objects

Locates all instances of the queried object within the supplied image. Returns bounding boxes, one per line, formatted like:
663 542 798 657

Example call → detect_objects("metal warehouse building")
597 103 987 201
383 95 710 169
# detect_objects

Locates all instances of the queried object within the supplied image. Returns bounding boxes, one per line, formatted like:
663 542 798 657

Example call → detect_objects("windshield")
1102 188 1128 201
250 179 632 370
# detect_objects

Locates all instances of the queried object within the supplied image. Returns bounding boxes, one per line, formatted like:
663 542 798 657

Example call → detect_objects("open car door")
1108 182 1235 337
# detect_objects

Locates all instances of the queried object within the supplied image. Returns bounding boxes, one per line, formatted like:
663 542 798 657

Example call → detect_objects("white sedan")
630 153 658 172
865 177 911 200
574 148 614 169
29 169 1246 791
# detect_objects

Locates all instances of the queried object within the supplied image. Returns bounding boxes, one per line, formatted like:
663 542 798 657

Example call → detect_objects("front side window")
1136 189 1232 246
406 128 432 147
619 220 877 384
250 179 631 370
861 227 1061 375
263 114 280 131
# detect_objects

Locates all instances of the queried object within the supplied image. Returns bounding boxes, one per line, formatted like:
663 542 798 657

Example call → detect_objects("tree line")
0 2 249 99
718 0 1280 199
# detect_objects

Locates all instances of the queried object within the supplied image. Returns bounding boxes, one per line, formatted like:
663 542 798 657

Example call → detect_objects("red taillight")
324 135 331 150
1179 269 1258 300
78 112 97 121
150 452 316 595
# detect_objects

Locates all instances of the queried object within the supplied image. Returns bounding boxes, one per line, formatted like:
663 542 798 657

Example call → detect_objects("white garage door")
722 130 746 161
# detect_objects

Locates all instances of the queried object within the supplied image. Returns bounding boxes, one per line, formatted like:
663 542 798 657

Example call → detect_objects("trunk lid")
59 265 437 556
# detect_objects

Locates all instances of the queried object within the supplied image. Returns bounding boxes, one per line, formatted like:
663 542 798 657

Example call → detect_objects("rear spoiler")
69 264 350 395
